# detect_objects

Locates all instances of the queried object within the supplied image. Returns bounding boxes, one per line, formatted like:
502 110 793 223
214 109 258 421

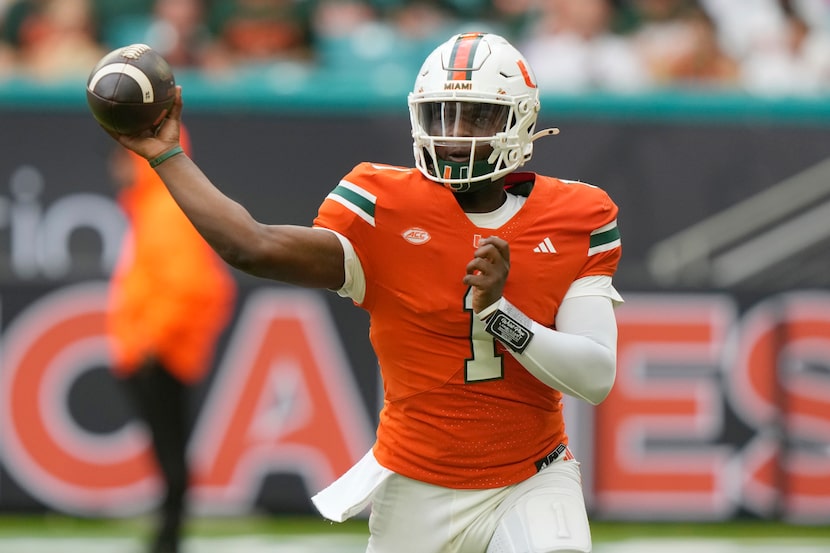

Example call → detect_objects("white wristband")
480 297 535 353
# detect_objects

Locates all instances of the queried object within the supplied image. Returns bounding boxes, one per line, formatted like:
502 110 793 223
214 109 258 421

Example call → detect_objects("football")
86 44 176 135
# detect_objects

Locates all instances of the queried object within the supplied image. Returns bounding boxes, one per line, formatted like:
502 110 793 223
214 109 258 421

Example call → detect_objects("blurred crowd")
1 0 829 97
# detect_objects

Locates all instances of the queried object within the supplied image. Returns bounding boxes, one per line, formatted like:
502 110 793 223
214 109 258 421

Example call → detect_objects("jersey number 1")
464 287 504 382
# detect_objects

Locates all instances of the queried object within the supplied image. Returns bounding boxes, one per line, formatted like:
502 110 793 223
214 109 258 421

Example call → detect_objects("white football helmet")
408 32 556 193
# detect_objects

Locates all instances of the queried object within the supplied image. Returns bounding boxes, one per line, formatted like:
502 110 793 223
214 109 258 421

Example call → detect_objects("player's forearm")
154 153 263 269
480 294 618 405
153 154 346 288
510 322 616 405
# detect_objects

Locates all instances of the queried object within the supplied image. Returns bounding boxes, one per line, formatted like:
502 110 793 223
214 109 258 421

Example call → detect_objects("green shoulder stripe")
326 180 376 226
588 219 621 256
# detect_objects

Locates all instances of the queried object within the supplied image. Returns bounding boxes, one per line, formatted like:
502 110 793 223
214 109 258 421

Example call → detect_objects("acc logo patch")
402 228 431 245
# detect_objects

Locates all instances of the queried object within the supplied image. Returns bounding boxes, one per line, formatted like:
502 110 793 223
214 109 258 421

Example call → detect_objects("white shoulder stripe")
591 219 618 235
325 179 377 227
587 240 621 255
337 179 377 202
560 179 598 189
326 194 375 226
369 163 410 172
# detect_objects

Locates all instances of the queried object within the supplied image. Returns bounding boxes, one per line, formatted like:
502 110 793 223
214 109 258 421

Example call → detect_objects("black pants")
119 357 190 553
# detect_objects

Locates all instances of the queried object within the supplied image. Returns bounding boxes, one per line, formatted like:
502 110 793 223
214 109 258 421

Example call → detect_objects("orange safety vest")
107 142 236 384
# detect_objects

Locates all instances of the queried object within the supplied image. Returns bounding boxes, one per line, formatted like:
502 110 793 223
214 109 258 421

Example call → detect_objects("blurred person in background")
621 0 739 88
106 127 237 553
133 0 216 70
385 0 457 44
519 0 652 93
203 0 315 71
310 0 422 88
697 0 787 61
93 0 224 75
310 0 456 88
658 3 739 87
311 0 379 40
736 0 830 95
0 58 8 81
485 0 537 39
2 0 105 81
0 0 16 78
786 0 830 93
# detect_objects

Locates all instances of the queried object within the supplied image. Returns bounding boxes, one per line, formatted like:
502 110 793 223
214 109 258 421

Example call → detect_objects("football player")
104 32 623 553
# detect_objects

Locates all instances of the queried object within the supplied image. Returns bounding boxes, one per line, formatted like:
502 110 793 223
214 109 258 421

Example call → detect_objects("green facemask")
434 159 496 192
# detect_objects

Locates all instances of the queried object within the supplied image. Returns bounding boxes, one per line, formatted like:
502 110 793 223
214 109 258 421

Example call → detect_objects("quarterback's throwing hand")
463 236 510 313
109 86 185 163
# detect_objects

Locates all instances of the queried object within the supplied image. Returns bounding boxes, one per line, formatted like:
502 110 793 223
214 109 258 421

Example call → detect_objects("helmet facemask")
410 98 538 193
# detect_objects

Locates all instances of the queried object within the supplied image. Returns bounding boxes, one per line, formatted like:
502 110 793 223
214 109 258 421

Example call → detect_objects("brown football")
86 44 176 135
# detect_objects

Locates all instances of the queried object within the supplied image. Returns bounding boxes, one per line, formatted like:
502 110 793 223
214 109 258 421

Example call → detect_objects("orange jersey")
314 162 621 489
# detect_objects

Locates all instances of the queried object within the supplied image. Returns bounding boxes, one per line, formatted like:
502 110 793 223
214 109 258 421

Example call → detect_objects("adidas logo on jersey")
534 237 557 253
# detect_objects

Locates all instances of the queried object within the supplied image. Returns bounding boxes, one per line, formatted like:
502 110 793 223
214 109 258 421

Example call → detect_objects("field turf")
0 514 828 552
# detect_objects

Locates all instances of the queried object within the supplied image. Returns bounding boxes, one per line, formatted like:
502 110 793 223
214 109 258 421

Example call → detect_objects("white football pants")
365 459 591 553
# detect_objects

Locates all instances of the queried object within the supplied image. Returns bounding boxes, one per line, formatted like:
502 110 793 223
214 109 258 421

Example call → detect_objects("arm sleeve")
482 289 620 405
517 294 617 405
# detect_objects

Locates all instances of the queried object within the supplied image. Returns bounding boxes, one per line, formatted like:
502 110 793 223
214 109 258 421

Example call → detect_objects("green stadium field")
1 515 829 552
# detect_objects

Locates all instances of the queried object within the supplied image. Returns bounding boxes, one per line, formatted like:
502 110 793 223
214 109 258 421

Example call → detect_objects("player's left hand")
463 235 510 313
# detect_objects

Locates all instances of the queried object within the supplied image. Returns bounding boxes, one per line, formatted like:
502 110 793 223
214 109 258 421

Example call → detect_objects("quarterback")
103 32 622 553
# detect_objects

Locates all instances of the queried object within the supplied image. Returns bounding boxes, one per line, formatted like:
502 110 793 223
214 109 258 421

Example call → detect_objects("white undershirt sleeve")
481 277 622 405
512 295 618 405
313 227 366 305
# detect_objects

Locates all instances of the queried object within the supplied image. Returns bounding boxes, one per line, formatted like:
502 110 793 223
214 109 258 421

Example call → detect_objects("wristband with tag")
481 297 534 353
